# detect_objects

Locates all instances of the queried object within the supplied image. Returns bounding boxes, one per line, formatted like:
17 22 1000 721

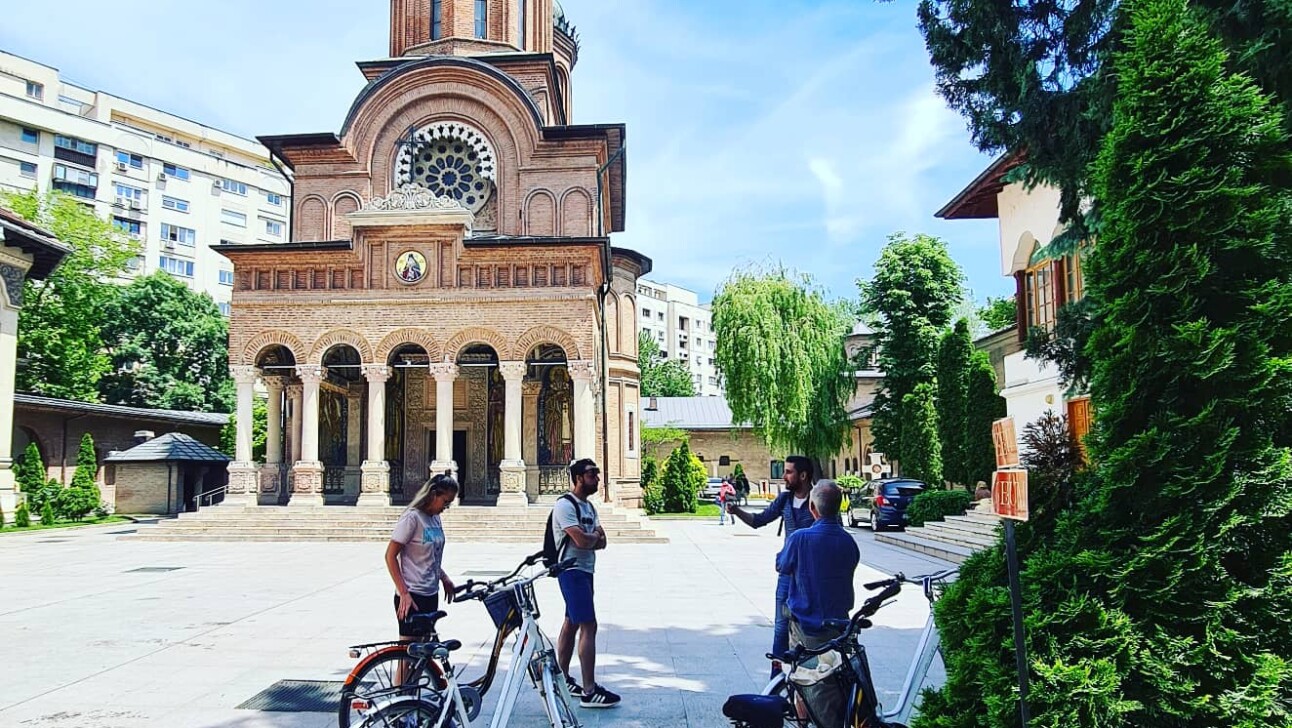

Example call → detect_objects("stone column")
428 363 458 477
258 377 286 502
498 361 528 507
569 360 597 463
359 364 390 506
344 391 363 500
287 384 303 463
226 365 260 506
289 365 325 506
522 380 542 502
0 281 23 523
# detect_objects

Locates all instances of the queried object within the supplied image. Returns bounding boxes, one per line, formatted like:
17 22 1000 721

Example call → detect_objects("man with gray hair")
775 479 861 726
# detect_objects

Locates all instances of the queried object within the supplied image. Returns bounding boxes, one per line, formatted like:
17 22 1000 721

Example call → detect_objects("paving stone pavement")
0 516 951 727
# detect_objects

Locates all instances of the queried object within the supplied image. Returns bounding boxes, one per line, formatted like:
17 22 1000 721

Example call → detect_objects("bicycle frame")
881 609 940 724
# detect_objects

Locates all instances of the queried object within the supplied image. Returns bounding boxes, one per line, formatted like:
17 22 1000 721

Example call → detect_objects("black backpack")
542 493 580 568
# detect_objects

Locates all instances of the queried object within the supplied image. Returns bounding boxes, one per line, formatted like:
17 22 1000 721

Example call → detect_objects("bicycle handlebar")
453 550 547 601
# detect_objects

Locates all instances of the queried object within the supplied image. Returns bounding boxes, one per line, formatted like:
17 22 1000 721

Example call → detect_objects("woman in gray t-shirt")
385 474 459 639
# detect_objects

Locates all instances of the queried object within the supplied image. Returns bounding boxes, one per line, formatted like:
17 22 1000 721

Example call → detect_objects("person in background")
777 479 860 726
386 473 459 641
727 455 817 677
718 478 736 525
974 480 992 502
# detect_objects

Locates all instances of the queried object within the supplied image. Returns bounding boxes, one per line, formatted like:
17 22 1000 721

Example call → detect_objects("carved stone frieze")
366 184 471 212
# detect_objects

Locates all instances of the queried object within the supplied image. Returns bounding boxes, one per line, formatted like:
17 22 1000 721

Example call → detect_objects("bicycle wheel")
357 696 449 728
340 646 437 728
540 659 582 728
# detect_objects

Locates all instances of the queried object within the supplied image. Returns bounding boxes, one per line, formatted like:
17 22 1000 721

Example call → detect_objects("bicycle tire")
339 646 439 728
540 659 582 728
356 695 453 728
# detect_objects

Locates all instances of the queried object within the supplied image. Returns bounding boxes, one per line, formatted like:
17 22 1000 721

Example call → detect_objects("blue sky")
1 0 1008 305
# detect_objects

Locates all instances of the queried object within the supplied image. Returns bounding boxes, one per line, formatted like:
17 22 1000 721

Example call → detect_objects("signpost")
992 417 1031 728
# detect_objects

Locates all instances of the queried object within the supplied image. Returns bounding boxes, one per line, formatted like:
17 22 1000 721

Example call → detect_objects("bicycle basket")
484 588 523 632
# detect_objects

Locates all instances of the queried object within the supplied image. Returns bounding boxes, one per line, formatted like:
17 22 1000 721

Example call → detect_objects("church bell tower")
389 0 565 59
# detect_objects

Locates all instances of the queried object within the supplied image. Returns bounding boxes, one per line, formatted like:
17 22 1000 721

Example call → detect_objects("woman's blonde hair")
408 472 460 513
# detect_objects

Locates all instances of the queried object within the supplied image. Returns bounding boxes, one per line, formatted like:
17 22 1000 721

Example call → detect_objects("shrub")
60 433 101 521
906 489 972 527
640 456 665 515
40 497 57 525
660 441 703 514
15 442 53 514
836 474 864 491
14 501 30 528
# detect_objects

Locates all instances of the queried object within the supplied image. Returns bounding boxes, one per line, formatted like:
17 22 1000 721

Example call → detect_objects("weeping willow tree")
711 265 853 465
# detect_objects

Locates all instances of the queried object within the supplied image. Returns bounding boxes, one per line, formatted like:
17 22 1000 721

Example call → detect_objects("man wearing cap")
553 459 621 708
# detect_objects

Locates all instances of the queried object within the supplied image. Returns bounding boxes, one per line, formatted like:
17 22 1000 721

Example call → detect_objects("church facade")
219 0 649 509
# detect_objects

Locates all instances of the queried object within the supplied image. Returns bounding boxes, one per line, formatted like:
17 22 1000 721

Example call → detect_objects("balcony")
53 146 97 169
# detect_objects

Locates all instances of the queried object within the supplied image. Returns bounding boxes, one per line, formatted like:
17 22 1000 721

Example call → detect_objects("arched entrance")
321 344 364 504
455 344 502 504
254 344 297 504
386 342 429 505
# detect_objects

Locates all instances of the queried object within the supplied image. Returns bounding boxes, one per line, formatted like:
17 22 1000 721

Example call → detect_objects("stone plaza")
0 520 948 727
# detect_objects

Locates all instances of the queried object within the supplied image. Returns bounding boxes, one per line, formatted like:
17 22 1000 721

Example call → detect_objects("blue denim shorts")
557 569 596 625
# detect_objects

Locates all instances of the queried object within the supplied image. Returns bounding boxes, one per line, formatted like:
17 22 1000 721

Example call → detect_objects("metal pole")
1003 519 1031 727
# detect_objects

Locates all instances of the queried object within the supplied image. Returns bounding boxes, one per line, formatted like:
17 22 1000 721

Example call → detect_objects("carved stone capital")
429 363 459 382
261 376 288 393
286 383 304 398
362 364 391 384
230 365 260 385
567 360 597 382
499 361 527 381
295 365 325 384
522 380 543 397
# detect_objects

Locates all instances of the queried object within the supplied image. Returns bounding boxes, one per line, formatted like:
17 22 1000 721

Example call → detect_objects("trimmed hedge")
906 489 972 527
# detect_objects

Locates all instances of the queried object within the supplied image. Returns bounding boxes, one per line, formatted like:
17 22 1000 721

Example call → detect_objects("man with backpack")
548 458 621 708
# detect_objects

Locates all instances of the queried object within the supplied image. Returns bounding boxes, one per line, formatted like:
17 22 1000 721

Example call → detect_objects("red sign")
993 469 1029 522
993 417 1020 468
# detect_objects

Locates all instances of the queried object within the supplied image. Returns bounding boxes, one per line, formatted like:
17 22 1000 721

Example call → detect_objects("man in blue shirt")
776 479 860 727
728 455 817 678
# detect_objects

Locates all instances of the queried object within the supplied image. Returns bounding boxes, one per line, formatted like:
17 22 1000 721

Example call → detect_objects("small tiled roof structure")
641 396 747 431
0 206 71 280
15 393 229 427
105 432 232 463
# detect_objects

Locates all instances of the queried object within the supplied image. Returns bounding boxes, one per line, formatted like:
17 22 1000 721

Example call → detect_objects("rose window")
395 122 497 214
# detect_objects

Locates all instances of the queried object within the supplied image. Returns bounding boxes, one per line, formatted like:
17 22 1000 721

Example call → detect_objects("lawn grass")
0 515 131 535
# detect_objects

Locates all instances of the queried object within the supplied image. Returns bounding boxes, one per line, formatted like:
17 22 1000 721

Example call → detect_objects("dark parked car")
846 478 926 531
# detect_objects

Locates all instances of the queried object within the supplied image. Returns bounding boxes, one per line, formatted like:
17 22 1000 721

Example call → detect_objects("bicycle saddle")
406 639 463 659
722 694 790 728
406 610 447 630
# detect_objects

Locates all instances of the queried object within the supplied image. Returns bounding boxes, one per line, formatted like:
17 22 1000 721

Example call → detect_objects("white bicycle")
360 558 583 728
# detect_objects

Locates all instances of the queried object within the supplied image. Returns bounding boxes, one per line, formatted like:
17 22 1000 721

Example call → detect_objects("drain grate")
237 679 346 712
125 566 184 573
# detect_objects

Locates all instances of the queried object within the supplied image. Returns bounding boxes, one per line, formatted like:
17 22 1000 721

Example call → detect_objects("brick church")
218 0 649 509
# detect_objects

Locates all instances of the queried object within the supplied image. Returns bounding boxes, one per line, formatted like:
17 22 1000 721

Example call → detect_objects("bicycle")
726 568 957 727
358 557 583 728
338 551 546 728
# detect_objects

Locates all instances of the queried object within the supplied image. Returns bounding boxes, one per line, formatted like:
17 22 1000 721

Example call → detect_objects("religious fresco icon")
395 250 427 284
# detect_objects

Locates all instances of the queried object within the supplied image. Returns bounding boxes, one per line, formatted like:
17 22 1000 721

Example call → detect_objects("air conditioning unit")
114 161 128 172
163 240 175 249
129 201 141 211
157 172 167 182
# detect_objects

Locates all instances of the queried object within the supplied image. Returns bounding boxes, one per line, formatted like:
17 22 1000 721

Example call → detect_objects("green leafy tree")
58 433 100 520
14 442 59 516
978 296 1017 332
964 351 1006 486
861 234 964 467
918 2 1292 724
712 265 852 464
3 190 138 401
900 382 942 486
13 501 30 528
936 320 973 486
637 331 696 398
100 272 232 412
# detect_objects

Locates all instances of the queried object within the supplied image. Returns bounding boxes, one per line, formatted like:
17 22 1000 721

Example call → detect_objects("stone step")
908 524 998 550
874 531 975 564
942 515 1003 535
922 517 1000 539
954 510 1002 525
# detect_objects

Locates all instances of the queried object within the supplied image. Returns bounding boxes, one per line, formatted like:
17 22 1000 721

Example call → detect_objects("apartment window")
221 209 247 227
161 163 190 180
266 192 283 206
641 307 651 318
220 179 247 195
112 217 142 236
52 164 98 198
159 255 194 278
175 139 191 149
1024 261 1056 330
25 81 43 100
263 219 284 237
20 128 39 144
115 151 144 169
19 161 36 179
217 302 231 317
770 460 785 480
114 183 144 206
218 270 235 286
161 223 196 247
657 311 664 321
161 196 189 213
431 0 443 39
54 135 96 155
475 0 487 38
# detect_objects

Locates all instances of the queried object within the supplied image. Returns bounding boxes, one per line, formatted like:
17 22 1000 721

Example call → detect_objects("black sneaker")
580 684 621 709
565 677 583 697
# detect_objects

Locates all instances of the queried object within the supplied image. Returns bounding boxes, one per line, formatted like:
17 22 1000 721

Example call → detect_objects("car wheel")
870 511 881 532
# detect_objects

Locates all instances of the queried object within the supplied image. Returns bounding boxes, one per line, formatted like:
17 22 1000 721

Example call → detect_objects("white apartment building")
0 51 290 315
636 278 722 397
